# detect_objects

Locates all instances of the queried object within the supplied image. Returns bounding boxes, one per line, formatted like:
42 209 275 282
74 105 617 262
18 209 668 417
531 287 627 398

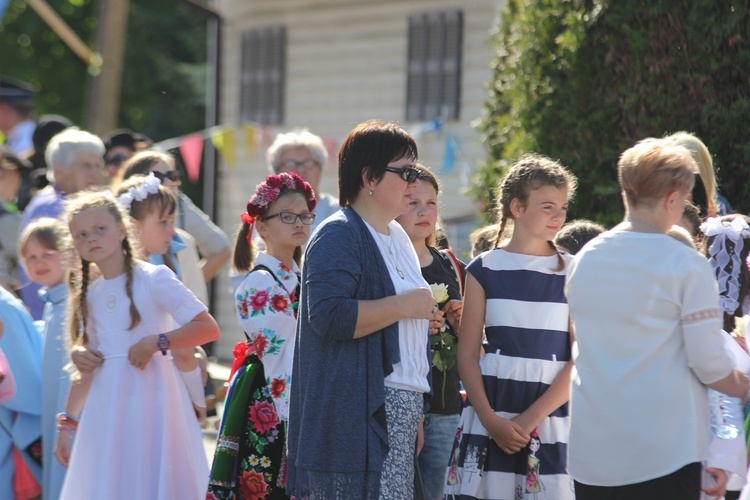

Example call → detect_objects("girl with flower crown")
208 172 317 500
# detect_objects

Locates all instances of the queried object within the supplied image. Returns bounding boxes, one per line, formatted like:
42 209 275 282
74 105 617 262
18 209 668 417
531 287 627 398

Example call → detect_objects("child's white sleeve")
179 365 206 408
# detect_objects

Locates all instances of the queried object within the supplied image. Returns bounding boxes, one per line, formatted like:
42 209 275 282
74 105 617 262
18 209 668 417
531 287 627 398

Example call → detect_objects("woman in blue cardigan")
286 120 443 499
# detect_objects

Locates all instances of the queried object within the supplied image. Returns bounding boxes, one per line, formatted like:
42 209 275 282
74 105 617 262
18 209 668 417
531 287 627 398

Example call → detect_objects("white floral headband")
700 217 750 314
116 172 162 212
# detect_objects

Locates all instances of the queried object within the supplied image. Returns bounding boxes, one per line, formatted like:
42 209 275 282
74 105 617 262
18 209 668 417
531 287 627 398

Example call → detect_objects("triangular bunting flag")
179 133 204 183
211 128 236 166
441 133 459 174
244 125 256 157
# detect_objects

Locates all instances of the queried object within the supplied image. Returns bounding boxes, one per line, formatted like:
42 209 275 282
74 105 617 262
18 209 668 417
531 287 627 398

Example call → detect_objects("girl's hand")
511 412 539 436
443 299 463 334
127 335 159 370
484 414 530 454
701 467 727 499
400 288 440 320
71 345 104 374
429 309 445 335
193 403 207 423
55 430 73 467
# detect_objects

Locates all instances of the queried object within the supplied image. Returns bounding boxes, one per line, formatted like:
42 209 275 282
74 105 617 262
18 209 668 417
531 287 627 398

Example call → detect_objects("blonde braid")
79 260 90 345
122 239 141 330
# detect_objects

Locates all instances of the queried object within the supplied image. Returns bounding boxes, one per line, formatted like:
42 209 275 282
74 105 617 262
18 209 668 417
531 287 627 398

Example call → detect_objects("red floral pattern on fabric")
248 401 280 434
251 334 269 358
269 378 286 399
270 294 289 313
238 470 269 500
249 290 269 310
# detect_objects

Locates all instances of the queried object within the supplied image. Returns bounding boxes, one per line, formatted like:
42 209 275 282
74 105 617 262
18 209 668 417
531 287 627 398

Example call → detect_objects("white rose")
430 283 449 305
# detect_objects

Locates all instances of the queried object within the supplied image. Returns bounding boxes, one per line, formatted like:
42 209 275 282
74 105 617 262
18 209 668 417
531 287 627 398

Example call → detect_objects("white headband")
116 172 162 212
700 217 750 314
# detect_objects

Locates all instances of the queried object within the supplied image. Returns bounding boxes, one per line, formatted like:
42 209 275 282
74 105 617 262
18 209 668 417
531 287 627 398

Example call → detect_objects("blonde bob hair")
618 138 696 209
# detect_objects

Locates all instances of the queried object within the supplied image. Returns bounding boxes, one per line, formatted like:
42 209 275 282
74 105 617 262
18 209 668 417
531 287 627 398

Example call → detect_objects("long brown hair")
64 190 142 347
494 154 578 271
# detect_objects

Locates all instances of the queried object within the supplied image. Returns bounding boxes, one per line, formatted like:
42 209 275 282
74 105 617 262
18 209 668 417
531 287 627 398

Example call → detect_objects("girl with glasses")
208 172 316 499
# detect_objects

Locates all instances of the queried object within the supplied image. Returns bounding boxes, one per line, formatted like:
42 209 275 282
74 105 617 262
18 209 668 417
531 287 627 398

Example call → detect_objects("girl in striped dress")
445 155 578 500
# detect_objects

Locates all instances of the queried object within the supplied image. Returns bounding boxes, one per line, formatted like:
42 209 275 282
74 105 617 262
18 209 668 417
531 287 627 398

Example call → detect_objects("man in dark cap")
0 76 36 156
102 128 152 180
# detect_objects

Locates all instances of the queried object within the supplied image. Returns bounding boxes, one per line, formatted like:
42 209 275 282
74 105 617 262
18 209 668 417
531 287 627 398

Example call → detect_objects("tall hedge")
475 0 750 225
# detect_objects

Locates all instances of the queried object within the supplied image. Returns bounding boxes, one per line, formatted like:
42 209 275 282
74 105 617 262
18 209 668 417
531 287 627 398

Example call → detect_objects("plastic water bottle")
708 388 743 440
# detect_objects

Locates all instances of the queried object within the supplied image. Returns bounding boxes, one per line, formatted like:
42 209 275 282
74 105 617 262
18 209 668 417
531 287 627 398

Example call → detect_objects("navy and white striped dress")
444 249 574 500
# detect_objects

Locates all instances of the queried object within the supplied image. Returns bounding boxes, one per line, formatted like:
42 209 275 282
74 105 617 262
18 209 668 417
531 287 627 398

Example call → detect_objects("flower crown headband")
240 172 317 241
700 217 750 314
117 172 162 212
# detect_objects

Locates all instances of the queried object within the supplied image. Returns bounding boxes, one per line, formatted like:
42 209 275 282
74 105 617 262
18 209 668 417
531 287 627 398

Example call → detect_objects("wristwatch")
157 334 170 356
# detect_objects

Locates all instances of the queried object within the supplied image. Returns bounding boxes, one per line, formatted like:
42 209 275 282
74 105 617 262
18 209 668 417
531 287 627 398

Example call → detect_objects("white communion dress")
60 262 209 499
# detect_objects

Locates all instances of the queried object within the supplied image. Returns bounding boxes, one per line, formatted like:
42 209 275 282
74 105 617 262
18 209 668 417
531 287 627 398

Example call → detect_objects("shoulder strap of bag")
250 264 285 289
441 248 464 297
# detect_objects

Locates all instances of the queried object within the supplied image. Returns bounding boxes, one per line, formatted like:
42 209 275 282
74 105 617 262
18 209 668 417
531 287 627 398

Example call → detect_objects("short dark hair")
338 120 417 206
554 219 606 255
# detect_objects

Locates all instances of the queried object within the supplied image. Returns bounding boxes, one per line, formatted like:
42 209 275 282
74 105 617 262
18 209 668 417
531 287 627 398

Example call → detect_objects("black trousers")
574 462 701 500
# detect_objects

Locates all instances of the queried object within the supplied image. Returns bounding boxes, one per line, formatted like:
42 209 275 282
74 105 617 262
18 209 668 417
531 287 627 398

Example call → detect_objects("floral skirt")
208 355 289 500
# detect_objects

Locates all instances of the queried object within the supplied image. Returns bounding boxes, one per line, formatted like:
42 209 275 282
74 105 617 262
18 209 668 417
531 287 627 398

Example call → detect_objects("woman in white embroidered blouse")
565 138 749 500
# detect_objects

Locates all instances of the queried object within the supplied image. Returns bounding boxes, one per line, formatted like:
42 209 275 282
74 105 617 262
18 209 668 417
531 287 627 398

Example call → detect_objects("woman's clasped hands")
400 287 445 333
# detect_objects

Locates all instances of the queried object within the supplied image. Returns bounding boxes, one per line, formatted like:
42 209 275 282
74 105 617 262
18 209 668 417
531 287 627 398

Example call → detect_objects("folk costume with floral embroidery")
208 253 300 500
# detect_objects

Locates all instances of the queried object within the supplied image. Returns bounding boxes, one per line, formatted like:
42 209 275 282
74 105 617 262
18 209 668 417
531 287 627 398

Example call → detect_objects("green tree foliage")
119 0 207 141
475 0 750 225
0 0 207 141
0 0 97 123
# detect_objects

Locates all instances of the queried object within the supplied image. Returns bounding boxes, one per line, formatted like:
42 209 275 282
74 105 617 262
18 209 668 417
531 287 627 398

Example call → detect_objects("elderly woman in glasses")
267 129 340 235
286 120 444 499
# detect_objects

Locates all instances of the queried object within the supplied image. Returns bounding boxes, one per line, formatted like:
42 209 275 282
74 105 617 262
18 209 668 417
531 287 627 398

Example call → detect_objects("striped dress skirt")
443 351 575 500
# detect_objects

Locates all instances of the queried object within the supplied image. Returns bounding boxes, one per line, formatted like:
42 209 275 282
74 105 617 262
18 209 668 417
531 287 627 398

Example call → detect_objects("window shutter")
406 10 463 121
240 26 286 125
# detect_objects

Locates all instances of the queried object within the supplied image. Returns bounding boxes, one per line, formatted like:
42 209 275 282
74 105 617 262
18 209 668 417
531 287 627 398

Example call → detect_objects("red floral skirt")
208 355 288 500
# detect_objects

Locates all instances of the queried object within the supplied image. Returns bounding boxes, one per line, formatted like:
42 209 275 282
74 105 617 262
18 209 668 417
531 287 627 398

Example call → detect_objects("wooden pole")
25 0 98 67
83 0 130 136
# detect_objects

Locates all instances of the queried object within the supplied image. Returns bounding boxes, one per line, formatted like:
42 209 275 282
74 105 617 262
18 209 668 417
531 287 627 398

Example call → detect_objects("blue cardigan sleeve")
303 220 360 341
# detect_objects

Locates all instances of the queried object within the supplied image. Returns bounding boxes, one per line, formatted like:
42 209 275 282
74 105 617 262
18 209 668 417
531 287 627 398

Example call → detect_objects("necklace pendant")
397 268 404 279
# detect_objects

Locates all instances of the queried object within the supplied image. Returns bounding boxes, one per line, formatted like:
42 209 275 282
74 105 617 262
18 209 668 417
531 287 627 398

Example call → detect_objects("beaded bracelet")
56 412 78 431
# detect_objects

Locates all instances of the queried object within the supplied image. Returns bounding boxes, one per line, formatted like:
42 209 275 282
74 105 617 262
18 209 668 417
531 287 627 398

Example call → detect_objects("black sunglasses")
384 165 422 183
105 153 128 167
152 170 182 183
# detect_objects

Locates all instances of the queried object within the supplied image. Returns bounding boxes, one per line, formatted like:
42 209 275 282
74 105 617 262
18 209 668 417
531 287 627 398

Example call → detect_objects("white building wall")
210 0 500 360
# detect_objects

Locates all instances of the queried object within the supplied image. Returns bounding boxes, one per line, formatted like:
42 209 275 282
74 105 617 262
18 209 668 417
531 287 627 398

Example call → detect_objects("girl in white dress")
54 190 220 499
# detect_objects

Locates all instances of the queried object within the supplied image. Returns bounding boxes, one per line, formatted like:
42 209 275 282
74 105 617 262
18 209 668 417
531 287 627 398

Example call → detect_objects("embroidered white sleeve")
681 308 722 325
